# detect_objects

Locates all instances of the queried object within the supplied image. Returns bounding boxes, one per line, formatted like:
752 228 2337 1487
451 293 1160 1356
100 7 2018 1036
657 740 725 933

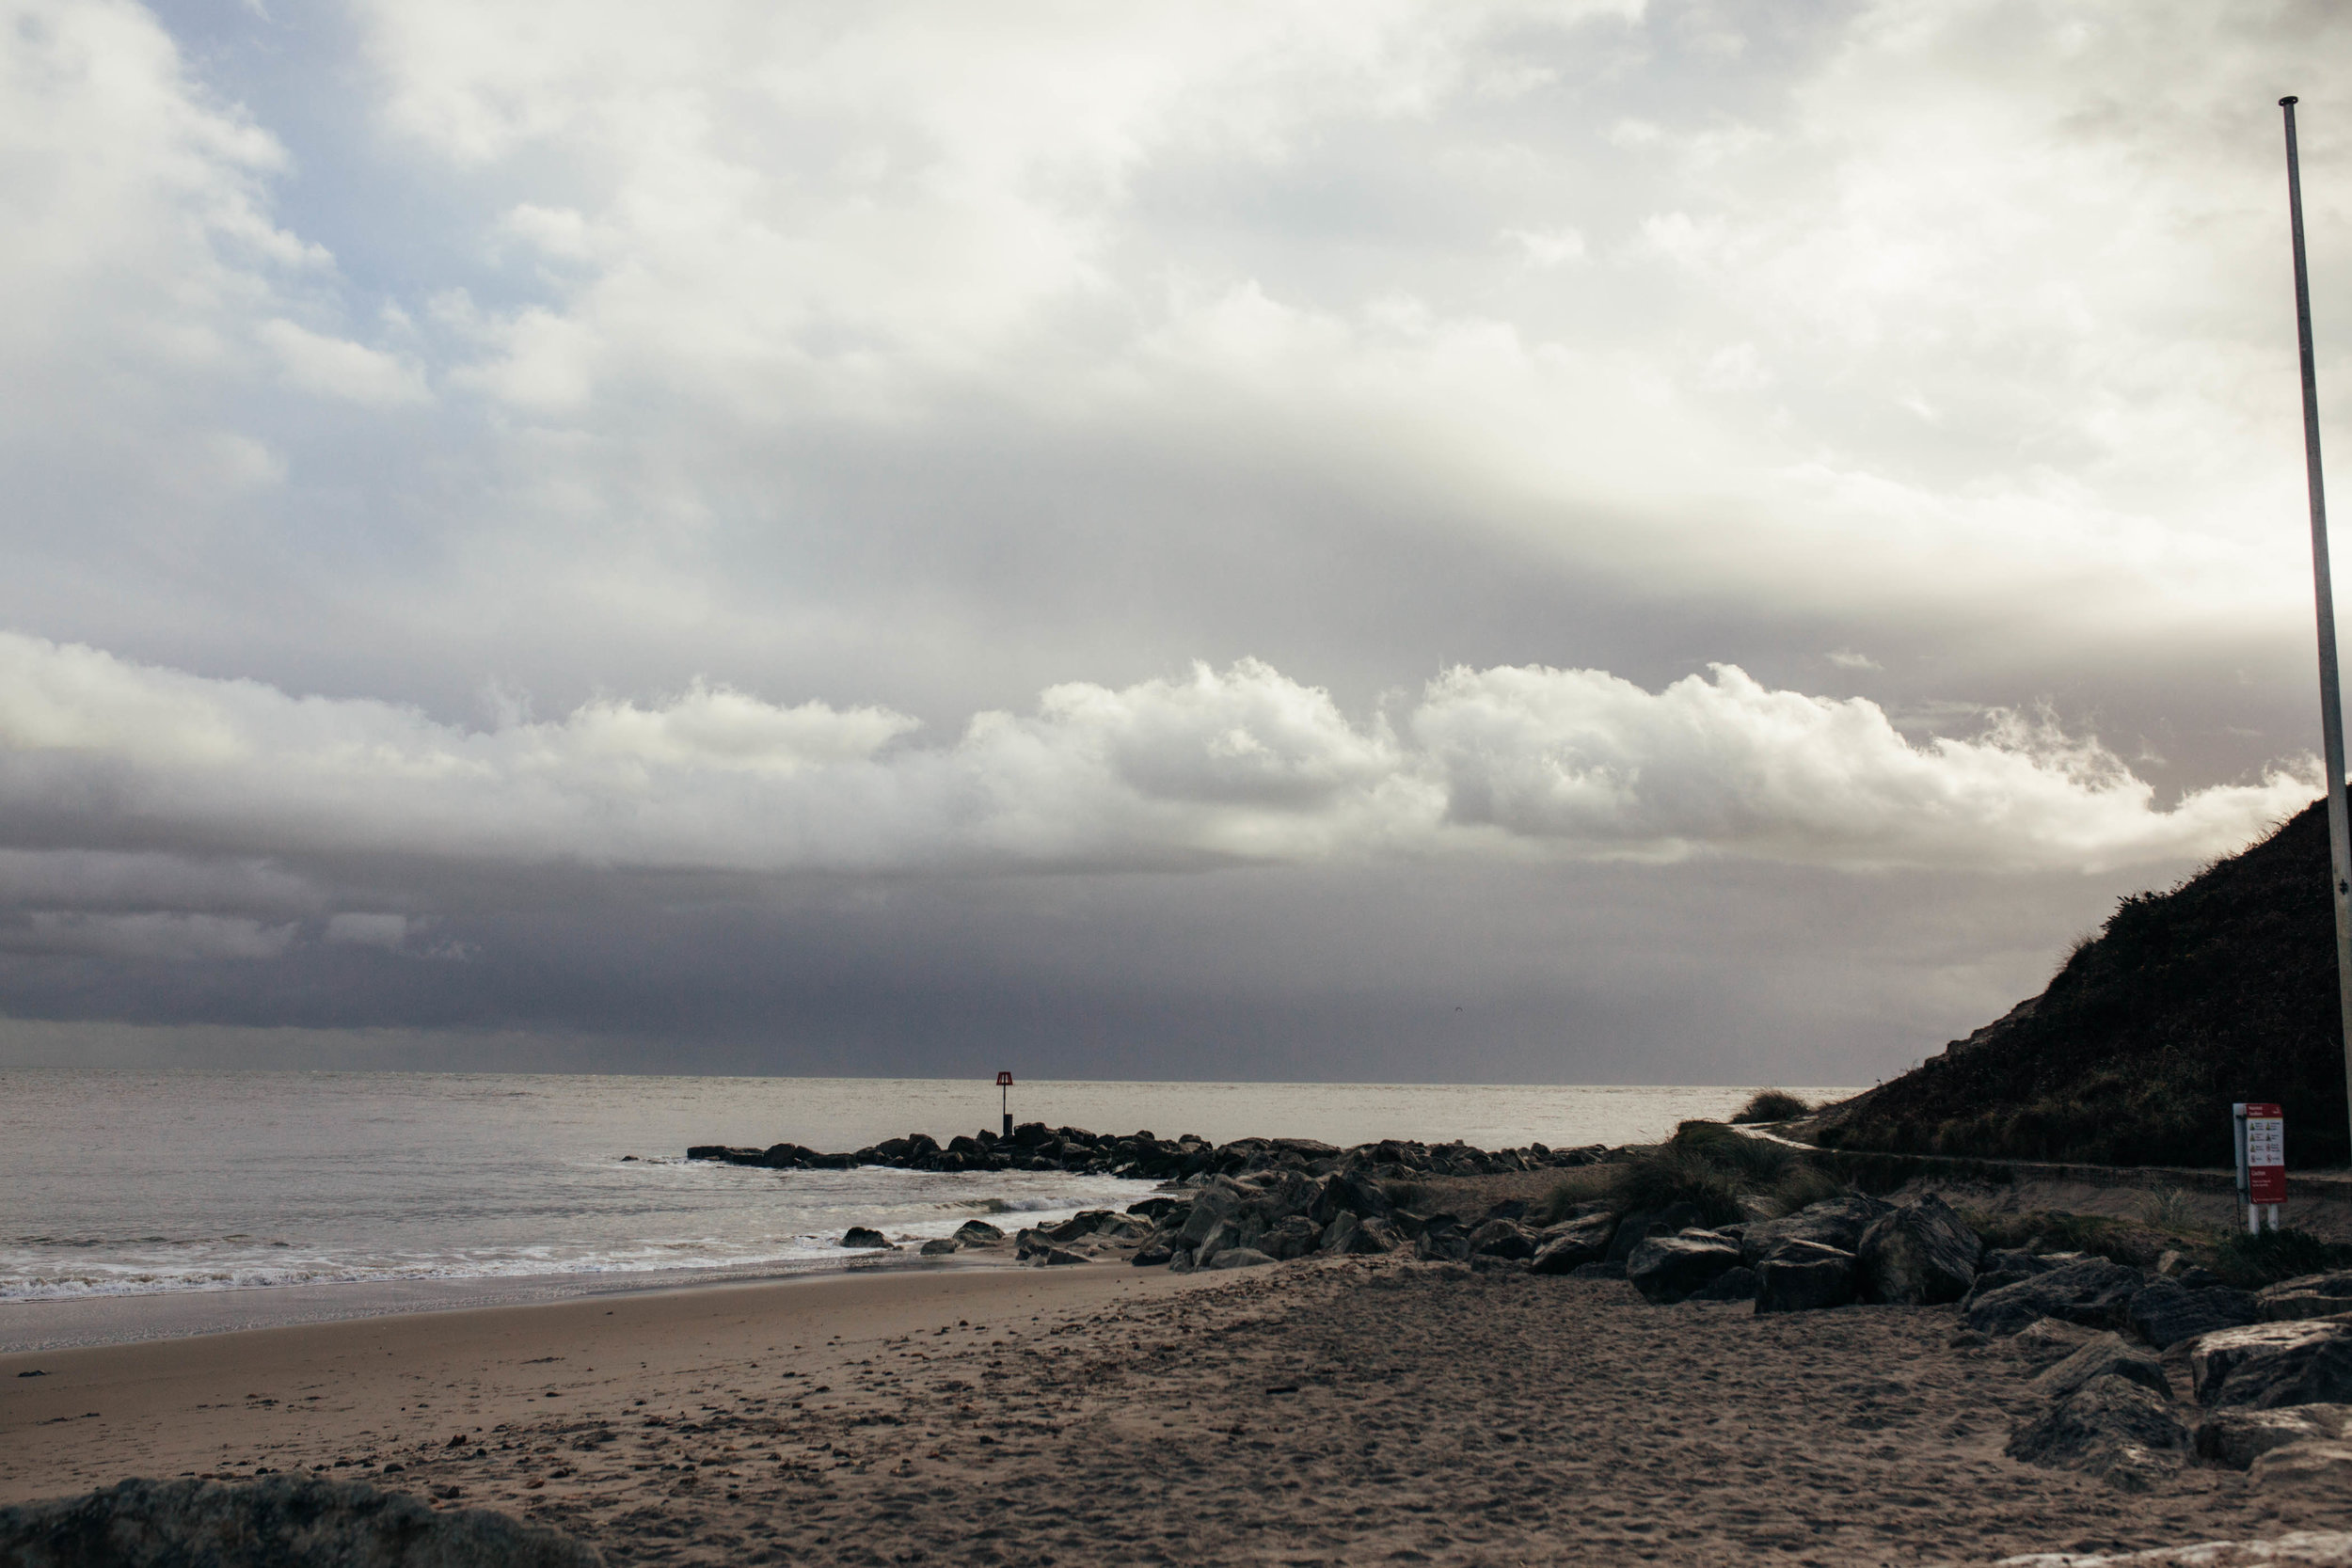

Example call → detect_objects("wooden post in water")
2281 96 2352 1155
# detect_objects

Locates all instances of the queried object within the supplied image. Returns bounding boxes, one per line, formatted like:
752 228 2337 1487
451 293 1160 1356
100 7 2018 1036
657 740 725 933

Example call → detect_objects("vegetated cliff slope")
1816 796 2347 1169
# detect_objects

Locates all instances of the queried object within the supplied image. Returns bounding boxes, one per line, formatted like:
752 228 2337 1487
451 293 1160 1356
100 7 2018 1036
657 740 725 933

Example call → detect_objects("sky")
0 0 2345 1084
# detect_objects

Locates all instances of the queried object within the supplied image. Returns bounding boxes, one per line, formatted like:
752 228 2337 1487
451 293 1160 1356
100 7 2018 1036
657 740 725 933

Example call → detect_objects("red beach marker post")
997 1070 1015 1140
2235 1101 2286 1233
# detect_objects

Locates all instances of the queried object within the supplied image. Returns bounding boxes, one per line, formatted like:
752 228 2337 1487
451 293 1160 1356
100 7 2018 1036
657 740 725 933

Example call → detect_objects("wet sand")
7 1257 2352 1564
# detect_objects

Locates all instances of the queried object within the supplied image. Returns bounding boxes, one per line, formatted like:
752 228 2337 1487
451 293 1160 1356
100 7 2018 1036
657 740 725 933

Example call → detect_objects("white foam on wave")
0 1161 1153 1302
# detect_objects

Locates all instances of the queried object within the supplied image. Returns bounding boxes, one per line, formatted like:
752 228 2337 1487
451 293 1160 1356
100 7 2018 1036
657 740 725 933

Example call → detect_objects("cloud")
258 320 430 406
0 631 2310 882
0 911 296 961
324 911 408 949
1826 649 1882 671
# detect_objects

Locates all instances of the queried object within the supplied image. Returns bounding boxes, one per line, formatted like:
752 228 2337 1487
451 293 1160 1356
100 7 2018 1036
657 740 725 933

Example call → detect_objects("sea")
0 1070 1855 1350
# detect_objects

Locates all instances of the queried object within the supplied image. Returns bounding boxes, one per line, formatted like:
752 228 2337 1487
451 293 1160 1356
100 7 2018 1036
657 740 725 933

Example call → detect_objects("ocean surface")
0 1070 1853 1345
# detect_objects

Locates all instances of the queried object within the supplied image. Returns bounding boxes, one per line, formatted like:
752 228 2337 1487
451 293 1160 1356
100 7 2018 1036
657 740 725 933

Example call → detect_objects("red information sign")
996 1070 1014 1087
2242 1102 2286 1206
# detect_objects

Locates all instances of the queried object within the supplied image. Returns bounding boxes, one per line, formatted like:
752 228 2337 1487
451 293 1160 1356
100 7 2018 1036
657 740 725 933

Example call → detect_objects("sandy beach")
9 1252 2352 1566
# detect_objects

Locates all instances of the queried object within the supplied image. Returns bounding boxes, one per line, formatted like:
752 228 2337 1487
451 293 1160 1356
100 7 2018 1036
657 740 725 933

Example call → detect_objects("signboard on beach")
2234 1101 2285 1230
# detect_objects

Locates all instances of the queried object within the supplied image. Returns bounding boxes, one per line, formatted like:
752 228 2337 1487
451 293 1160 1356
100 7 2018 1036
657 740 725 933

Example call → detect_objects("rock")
1568 1260 1628 1280
1607 1203 1708 1264
951 1219 1006 1245
2125 1280 2259 1349
1208 1247 1276 1270
1755 1241 1859 1315
2250 1439 2352 1494
0 1476 603 1567
1131 1241 1175 1267
1689 1265 1759 1302
1320 1213 1399 1255
2190 1319 2352 1408
1192 1219 1242 1266
2194 1404 2352 1468
2011 1317 2102 1366
1963 1259 2147 1337
1465 1219 1537 1260
2259 1272 2352 1323
1412 1218 1472 1264
2033 1333 2172 1401
1032 1245 1089 1266
917 1238 958 1257
1627 1229 1744 1305
840 1227 894 1250
1855 1194 1981 1306
1306 1172 1391 1226
1734 1195 1892 1265
2004 1372 2190 1492
1486 1199 1530 1221
1262 1215 1323 1260
1529 1213 1616 1275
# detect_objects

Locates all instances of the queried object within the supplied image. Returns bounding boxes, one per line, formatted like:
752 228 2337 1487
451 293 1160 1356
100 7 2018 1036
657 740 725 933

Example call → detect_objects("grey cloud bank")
0 0 2344 1077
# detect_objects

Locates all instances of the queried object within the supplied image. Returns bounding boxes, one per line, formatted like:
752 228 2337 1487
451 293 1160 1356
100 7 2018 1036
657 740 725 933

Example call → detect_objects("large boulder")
2249 1439 2352 1494
1855 1195 1981 1306
1207 1247 1276 1270
2004 1372 2190 1492
840 1227 895 1250
1963 1258 2147 1337
1465 1219 1537 1260
2190 1319 2352 1408
2258 1272 2352 1323
1755 1241 1859 1315
0 1476 603 1568
2194 1403 2352 1468
2033 1333 2172 1402
1306 1172 1391 1226
2125 1280 2260 1349
2010 1318 2102 1367
1627 1229 1744 1305
1688 1265 1759 1302
1530 1213 1617 1275
1261 1215 1323 1260
952 1219 1005 1245
1735 1195 1892 1265
1605 1203 1708 1265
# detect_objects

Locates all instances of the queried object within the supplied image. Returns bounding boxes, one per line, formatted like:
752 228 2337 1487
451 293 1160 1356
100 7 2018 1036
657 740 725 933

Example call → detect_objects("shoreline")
0 1249 1025 1355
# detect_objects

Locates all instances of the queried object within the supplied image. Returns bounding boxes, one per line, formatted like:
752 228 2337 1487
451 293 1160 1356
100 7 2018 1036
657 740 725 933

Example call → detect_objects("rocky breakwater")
688 1124 1602 1182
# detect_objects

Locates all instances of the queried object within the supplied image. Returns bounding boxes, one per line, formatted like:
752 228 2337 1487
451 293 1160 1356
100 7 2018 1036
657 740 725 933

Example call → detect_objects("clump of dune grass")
1729 1089 1813 1125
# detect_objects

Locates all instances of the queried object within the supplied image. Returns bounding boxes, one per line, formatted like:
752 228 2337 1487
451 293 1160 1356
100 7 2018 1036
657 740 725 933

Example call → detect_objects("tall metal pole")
2281 96 2352 1154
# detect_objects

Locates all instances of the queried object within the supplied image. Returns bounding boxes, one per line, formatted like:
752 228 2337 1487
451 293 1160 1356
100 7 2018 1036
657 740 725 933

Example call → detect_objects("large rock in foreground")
1855 1195 1981 1306
1736 1196 1890 1265
2034 1333 2171 1402
1963 1259 2145 1337
2259 1272 2352 1323
2191 1320 2352 1408
2195 1403 2352 1469
2005 1372 2190 1492
0 1476 601 1568
1627 1229 1743 1305
1754 1241 1858 1315
1530 1212 1616 1275
2126 1280 2260 1349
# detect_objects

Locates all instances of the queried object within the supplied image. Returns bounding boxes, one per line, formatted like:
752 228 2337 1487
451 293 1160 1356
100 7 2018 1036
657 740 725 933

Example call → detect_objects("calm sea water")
0 1070 1853 1307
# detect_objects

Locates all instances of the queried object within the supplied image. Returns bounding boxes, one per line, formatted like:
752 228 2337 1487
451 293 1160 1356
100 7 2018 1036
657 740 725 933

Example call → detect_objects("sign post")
2235 1101 2286 1234
2280 98 2352 1152
996 1070 1014 1140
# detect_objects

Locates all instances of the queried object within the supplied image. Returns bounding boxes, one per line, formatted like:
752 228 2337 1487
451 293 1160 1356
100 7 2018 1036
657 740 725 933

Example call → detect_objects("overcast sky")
0 0 2345 1084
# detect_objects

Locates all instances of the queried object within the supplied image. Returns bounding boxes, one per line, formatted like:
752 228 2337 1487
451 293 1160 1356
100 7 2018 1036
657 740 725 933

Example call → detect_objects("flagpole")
2280 96 2352 1155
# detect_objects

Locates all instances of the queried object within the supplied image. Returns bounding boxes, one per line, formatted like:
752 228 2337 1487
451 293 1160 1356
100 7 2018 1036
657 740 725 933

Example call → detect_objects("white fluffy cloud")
0 632 2308 880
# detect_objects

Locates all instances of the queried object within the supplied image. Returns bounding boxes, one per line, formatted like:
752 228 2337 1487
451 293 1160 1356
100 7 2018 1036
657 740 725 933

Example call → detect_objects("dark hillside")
1816 797 2348 1169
